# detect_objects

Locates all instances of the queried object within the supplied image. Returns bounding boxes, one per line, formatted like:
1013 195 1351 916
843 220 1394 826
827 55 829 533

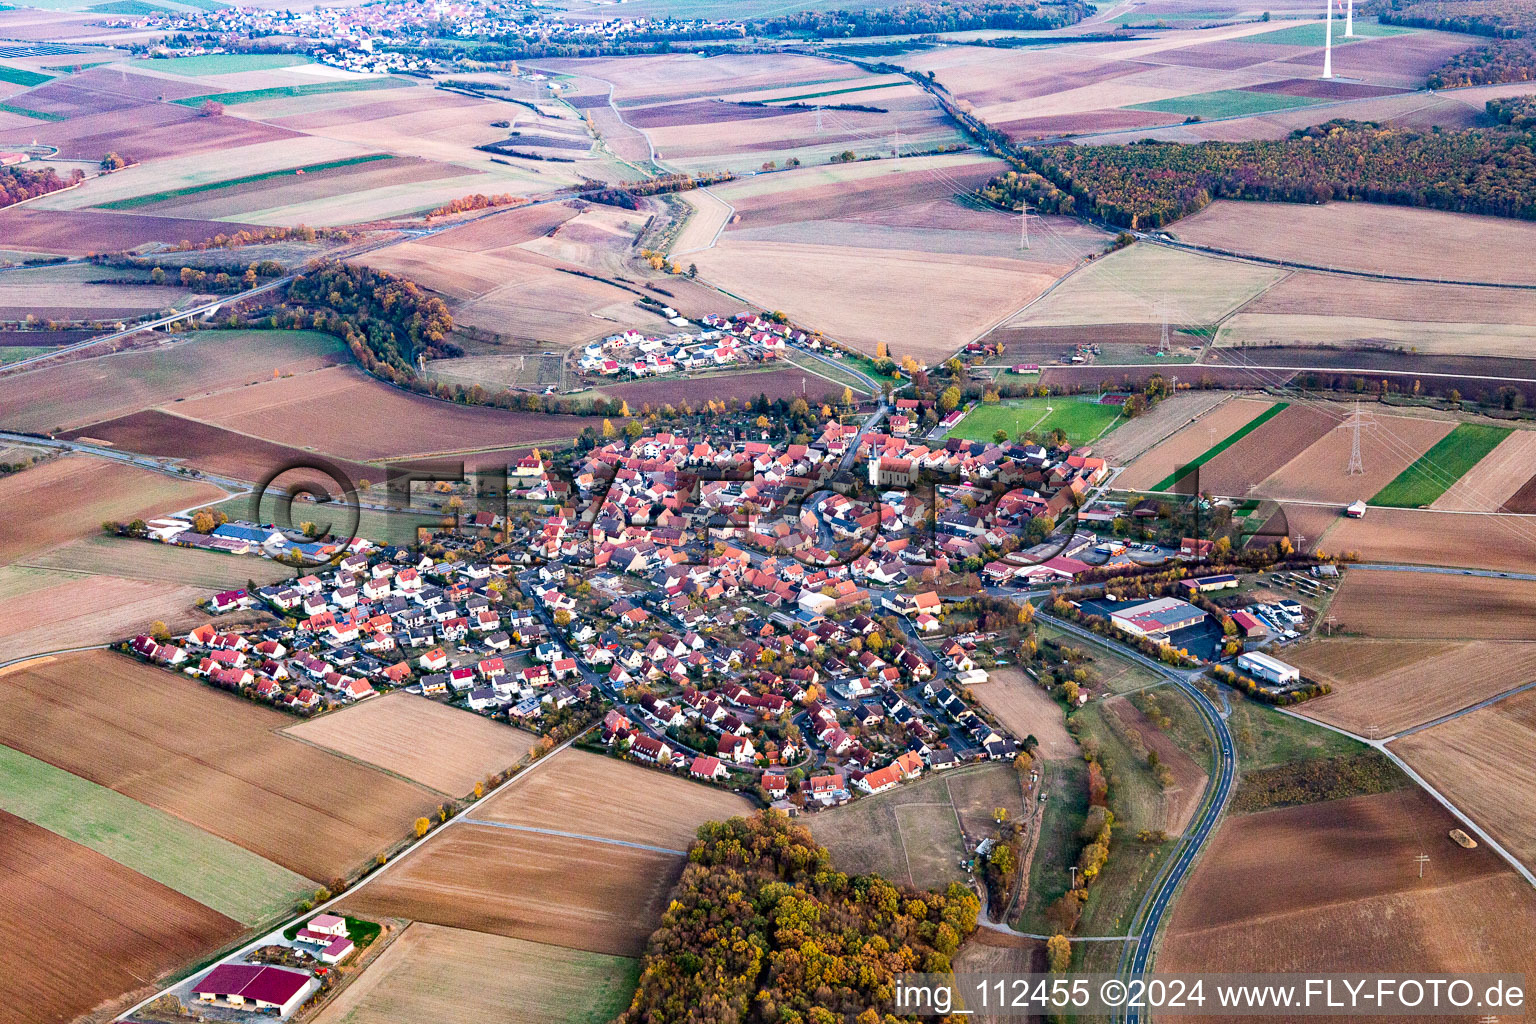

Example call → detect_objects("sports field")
946 397 1122 445
1371 424 1511 508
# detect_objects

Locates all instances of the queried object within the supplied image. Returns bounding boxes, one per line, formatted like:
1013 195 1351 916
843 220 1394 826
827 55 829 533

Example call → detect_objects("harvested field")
0 456 225 566
1503 473 1536 514
38 104 301 162
1044 363 1296 393
1391 690 1536 873
0 207 259 255
1115 397 1273 490
0 740 310 924
1291 639 1536 737
690 240 1065 362
0 571 212 663
338 823 680 957
283 693 536 797
1326 568 1536 640
0 329 346 433
476 747 752 850
358 242 673 349
1216 312 1536 359
1322 508 1536 574
1105 696 1208 834
1159 788 1536 1007
20 532 293 589
1251 410 1453 504
1092 390 1234 464
1009 244 1284 328
0 809 243 1024
0 650 439 882
1194 402 1338 497
1242 274 1536 325
1433 430 1536 512
965 668 1075 759
1174 201 1536 285
170 365 595 462
62 410 379 485
603 365 850 406
311 923 639 1024
669 186 731 254
954 930 1040 1023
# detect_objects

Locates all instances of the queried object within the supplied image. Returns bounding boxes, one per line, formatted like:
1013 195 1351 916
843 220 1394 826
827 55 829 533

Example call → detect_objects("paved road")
1034 613 1235 1023
1354 562 1536 581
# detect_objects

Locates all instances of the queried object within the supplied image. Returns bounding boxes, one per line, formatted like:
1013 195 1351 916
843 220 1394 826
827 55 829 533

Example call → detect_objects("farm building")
1110 597 1207 641
193 964 316 1017
1237 651 1301 688
1230 611 1268 639
1182 574 1238 595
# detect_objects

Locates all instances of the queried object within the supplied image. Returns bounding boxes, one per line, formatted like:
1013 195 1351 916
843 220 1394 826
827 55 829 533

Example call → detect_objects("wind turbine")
1345 0 1355 37
1322 0 1334 79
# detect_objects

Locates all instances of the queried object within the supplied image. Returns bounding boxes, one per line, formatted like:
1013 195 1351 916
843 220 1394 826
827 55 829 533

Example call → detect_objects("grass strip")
1370 422 1510 508
1151 401 1288 491
759 80 898 103
0 101 65 121
95 153 393 210
0 742 311 924
0 64 52 86
171 77 408 107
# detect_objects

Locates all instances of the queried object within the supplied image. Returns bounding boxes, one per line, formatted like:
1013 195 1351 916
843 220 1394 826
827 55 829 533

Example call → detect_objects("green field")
0 101 65 121
946 397 1123 445
0 743 311 924
96 153 392 210
1371 423 1510 508
1127 89 1326 120
173 77 411 107
760 80 899 104
0 64 51 86
1232 19 1412 45
1150 401 1285 491
1015 757 1087 934
149 52 310 76
0 345 56 364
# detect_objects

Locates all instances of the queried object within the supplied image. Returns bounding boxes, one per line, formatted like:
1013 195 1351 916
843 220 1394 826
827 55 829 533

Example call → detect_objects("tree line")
1375 0 1534 38
998 119 1536 228
1426 38 1536 87
619 811 979 1024
750 0 1090 38
0 165 81 210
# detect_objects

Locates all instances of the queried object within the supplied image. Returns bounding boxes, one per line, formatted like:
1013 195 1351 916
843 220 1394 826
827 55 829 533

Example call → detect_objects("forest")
749 0 1090 38
619 811 979 1024
280 262 458 380
0 164 81 210
1001 120 1536 228
1425 38 1536 86
1489 93 1536 127
1376 0 1534 37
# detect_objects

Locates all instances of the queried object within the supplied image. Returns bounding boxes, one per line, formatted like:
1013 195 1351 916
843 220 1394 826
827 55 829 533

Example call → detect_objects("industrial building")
1109 597 1207 642
1237 651 1301 688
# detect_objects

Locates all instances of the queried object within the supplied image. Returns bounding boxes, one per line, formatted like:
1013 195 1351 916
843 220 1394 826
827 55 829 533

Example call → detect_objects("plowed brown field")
0 456 226 565
1325 569 1536 639
1291 638 1536 737
1391 690 1536 873
338 823 681 957
476 747 751 850
1322 509 1536 574
1159 789 1536 1023
283 693 536 797
1116 398 1274 490
0 810 242 1024
1254 411 1453 504
1196 403 1338 497
0 651 438 882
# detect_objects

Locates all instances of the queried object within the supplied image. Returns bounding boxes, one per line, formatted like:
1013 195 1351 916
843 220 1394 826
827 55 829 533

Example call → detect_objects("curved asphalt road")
1037 614 1236 1024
